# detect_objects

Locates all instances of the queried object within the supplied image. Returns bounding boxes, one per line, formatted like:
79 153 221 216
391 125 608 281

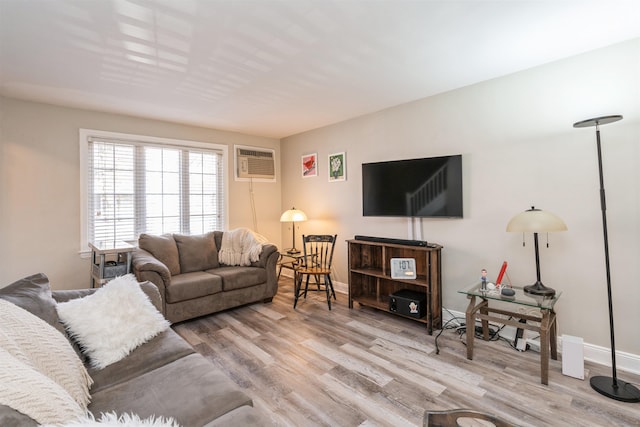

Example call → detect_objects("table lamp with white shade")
506 206 567 297
280 207 307 254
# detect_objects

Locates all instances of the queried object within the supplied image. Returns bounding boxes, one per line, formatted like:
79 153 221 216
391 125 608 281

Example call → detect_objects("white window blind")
86 136 225 244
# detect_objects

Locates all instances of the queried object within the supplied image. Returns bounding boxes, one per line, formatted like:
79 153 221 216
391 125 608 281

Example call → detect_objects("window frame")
79 128 228 255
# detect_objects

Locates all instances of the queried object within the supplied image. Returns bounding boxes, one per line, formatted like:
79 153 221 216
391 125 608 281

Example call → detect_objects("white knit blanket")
218 228 267 266
0 299 91 425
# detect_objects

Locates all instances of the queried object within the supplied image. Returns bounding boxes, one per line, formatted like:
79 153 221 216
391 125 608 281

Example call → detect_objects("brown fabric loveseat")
132 231 279 323
0 273 268 426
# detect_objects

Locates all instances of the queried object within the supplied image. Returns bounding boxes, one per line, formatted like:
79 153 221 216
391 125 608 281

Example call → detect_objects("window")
80 130 227 251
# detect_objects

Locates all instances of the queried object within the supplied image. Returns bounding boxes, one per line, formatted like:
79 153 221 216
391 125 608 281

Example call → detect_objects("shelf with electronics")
347 238 442 334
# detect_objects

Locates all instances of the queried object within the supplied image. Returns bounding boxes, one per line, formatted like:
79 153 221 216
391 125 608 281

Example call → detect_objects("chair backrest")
300 234 337 271
424 409 515 427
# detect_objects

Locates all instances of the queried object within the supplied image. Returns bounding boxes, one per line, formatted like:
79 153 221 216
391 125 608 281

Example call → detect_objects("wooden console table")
459 283 559 385
347 239 442 334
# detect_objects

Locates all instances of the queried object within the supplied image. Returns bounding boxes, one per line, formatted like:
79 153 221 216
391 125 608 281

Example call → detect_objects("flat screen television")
362 154 463 218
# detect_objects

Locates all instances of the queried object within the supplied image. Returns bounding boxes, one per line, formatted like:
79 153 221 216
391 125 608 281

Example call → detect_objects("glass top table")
458 282 561 311
458 282 560 385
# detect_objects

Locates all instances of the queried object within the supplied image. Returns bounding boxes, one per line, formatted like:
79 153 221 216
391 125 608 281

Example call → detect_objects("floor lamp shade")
506 207 567 297
573 115 640 403
280 207 307 254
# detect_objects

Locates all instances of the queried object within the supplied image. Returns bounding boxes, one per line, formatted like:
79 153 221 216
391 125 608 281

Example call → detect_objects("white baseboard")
279 271 349 294
442 308 640 376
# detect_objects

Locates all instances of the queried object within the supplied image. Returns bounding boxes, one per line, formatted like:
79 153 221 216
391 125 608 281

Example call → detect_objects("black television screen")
362 155 463 218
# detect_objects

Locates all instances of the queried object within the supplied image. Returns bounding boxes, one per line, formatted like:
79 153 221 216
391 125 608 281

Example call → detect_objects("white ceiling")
1 1 639 138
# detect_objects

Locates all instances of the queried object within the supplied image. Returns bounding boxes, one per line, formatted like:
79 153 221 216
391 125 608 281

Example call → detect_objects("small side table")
277 252 305 280
89 241 136 287
458 283 560 385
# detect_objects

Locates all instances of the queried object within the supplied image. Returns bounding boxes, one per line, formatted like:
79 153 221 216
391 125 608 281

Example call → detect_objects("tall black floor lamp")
573 115 640 403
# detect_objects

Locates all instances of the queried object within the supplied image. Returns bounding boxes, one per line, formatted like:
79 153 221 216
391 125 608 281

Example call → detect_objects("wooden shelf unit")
347 239 442 334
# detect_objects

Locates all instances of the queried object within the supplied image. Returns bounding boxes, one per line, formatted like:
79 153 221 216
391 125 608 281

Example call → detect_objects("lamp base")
590 376 640 402
524 281 556 297
287 248 301 255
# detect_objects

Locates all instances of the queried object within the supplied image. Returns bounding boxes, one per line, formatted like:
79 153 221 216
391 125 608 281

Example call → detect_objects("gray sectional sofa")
0 273 268 426
132 231 280 323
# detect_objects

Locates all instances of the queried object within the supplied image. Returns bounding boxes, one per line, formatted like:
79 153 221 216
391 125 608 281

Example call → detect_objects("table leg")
465 295 476 360
480 304 490 341
540 309 551 385
550 311 558 360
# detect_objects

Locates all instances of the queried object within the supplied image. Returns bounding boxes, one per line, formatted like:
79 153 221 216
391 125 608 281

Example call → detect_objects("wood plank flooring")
173 278 640 427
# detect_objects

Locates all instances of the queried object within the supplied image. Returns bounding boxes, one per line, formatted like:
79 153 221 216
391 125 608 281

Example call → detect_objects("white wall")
280 39 640 359
0 98 282 289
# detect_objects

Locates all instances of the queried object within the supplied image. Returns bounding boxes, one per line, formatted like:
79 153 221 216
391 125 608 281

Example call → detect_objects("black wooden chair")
424 409 515 427
293 234 337 310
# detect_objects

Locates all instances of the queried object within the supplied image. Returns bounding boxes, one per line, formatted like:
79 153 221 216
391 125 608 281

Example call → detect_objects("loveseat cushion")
89 353 253 427
166 271 223 303
139 233 181 276
210 266 267 291
88 329 195 393
174 232 219 273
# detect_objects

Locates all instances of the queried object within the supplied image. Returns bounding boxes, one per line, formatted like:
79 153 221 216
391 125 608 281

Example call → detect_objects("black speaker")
389 289 426 318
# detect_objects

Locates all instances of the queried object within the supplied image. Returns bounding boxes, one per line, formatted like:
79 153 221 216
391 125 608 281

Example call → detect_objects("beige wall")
0 98 282 289
281 39 640 359
1 38 638 367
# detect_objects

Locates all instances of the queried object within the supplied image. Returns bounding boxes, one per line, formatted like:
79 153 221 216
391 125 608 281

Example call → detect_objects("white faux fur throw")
41 411 181 427
218 228 267 266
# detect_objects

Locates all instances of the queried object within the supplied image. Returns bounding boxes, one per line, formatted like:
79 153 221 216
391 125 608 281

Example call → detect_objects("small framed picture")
328 152 346 182
390 258 417 279
302 153 317 178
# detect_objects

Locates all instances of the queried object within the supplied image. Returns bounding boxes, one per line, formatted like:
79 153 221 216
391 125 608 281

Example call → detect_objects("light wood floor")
173 278 640 427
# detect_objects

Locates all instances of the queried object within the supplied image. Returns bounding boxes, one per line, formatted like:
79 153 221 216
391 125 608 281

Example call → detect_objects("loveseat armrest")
138 281 163 313
132 248 172 281
132 248 171 314
252 243 279 268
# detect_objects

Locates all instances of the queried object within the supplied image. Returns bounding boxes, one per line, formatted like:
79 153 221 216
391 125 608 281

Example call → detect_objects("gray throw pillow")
138 233 181 276
0 273 63 333
174 232 219 273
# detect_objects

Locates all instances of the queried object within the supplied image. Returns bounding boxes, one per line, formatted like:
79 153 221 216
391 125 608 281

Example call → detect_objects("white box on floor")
562 335 584 379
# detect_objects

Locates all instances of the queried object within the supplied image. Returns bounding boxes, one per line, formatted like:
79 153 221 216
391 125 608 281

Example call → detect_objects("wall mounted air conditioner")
234 145 276 182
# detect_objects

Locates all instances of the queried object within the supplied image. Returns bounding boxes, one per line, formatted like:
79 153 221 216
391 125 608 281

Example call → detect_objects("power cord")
435 315 519 355
434 316 465 355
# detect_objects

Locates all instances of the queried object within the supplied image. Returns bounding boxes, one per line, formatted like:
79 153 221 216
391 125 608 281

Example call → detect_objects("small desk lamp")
506 206 567 297
280 207 307 254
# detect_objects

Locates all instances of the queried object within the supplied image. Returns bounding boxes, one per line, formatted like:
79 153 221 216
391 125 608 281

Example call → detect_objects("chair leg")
293 274 302 309
327 275 336 300
324 274 332 310
303 275 310 298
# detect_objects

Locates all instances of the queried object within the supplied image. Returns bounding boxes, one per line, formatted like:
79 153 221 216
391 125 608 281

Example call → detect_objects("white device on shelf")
390 258 417 279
